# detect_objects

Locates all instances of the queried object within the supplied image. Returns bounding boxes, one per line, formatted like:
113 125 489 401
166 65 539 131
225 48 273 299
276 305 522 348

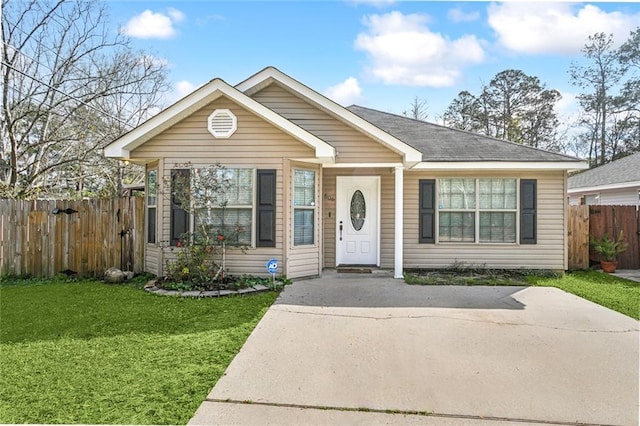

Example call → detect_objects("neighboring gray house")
568 152 640 206
105 67 587 278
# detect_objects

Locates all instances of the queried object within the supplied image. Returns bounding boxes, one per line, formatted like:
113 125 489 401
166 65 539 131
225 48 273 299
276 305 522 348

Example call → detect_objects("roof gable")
104 78 335 162
568 152 640 190
236 67 422 166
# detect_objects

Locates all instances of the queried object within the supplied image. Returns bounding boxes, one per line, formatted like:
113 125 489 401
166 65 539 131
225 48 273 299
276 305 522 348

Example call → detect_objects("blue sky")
108 1 640 124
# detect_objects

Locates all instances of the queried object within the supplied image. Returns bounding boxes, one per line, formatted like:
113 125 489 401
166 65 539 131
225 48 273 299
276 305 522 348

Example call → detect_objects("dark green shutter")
419 179 435 244
520 179 537 244
170 169 190 246
256 169 276 247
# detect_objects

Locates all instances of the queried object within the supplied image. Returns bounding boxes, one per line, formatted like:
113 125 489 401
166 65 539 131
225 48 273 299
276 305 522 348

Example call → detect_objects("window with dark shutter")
256 169 276 247
520 179 537 244
170 169 190 246
419 179 435 244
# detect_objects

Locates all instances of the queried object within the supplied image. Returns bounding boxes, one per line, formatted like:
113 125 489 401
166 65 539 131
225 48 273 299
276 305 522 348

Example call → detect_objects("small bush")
164 241 221 289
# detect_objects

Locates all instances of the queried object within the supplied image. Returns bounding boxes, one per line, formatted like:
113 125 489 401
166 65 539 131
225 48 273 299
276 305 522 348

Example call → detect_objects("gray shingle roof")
347 105 582 163
568 152 640 189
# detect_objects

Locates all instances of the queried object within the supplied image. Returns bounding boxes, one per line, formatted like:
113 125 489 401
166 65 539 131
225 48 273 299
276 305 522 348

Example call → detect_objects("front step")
336 267 372 274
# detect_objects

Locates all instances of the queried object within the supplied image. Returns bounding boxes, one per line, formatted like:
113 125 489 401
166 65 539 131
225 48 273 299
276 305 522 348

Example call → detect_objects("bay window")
194 168 253 245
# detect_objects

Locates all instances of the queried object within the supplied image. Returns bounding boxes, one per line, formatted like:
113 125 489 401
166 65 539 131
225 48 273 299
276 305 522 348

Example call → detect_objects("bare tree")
569 33 627 166
402 96 429 121
1 0 169 198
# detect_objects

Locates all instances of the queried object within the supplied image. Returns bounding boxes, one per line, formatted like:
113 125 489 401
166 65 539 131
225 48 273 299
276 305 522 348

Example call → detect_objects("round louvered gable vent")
207 109 237 138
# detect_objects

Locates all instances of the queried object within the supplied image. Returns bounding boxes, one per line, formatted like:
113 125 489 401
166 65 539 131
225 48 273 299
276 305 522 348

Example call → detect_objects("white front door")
336 176 380 266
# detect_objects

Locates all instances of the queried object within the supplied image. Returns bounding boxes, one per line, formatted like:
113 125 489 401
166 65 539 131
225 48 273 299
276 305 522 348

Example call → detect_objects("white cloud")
354 11 485 87
447 7 480 23
325 77 364 106
196 14 225 27
555 90 580 118
121 8 186 39
175 80 197 99
167 7 185 23
163 80 199 105
488 3 640 54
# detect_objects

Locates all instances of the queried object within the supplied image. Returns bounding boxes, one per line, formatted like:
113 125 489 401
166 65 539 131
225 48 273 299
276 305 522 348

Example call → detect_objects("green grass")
527 270 640 320
0 278 278 424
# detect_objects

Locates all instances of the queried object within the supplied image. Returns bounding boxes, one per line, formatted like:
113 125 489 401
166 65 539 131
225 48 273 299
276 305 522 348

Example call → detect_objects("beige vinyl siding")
145 245 161 275
134 96 316 277
404 170 567 271
323 168 395 268
287 162 322 278
251 83 402 164
570 188 640 206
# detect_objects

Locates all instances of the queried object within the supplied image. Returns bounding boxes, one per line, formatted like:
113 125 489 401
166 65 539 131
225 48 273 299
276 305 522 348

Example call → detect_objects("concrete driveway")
190 273 639 425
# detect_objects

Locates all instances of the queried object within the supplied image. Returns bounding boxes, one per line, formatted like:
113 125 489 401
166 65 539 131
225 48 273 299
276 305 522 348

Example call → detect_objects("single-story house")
568 152 640 206
105 67 587 279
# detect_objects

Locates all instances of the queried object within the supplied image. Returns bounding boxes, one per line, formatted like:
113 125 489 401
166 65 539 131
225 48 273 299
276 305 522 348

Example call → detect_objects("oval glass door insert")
350 190 366 231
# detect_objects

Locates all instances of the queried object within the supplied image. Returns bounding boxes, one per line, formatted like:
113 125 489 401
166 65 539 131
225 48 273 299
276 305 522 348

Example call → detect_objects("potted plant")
589 231 628 273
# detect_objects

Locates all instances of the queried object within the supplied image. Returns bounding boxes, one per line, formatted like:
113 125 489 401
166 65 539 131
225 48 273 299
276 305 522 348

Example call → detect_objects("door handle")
339 221 343 241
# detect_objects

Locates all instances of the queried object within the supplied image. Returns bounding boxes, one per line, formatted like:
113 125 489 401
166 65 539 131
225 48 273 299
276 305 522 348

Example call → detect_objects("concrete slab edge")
205 399 606 426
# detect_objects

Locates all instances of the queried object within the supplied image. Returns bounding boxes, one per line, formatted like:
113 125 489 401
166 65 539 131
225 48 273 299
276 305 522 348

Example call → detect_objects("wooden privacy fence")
0 197 144 278
568 205 640 270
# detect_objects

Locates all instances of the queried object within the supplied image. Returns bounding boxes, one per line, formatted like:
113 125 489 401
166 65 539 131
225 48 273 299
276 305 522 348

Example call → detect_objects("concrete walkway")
189 275 639 425
612 269 640 283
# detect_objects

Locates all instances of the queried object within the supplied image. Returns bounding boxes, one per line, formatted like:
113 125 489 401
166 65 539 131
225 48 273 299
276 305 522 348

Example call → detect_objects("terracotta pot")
601 260 617 273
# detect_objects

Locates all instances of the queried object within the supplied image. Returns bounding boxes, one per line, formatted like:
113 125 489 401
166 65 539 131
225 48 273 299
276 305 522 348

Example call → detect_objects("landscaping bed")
404 266 555 286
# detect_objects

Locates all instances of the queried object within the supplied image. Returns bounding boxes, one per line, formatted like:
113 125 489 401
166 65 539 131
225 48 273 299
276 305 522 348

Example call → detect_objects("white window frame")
191 167 256 247
146 167 158 244
436 178 519 244
292 168 317 247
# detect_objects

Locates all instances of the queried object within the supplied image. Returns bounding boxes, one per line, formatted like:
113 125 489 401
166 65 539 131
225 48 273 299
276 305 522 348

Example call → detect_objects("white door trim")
335 176 380 266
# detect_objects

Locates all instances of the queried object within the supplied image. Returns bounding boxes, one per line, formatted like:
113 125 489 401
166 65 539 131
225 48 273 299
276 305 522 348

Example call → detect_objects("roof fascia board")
236 67 422 164
412 161 589 171
567 180 640 193
105 80 229 158
105 78 335 161
322 162 403 168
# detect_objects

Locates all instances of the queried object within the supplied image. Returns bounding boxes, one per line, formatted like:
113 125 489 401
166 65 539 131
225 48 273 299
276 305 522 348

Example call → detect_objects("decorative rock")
218 290 233 297
181 291 202 297
201 291 218 297
237 288 254 294
252 284 269 291
104 267 126 284
124 271 135 280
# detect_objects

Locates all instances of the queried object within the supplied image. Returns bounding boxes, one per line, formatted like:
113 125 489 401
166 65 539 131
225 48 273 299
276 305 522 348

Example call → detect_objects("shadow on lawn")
0 280 277 344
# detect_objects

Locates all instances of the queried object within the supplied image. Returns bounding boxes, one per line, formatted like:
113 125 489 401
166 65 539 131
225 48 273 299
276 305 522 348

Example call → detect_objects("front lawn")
0 278 277 424
527 270 640 320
